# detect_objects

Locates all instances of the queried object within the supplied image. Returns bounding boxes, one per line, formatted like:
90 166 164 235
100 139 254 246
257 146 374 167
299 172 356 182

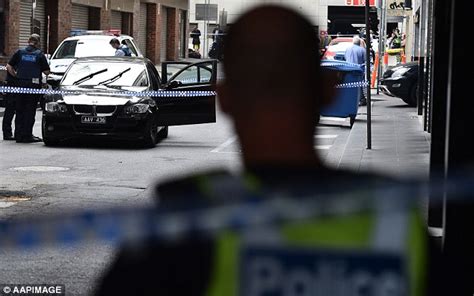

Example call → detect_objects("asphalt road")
0 107 353 295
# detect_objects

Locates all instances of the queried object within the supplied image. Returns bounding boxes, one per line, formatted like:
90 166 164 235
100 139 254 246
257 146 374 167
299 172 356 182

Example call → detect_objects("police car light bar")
69 29 121 37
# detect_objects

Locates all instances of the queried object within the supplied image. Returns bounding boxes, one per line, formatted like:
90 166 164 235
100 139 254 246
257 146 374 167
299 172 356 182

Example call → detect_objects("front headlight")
391 67 410 78
124 103 150 114
45 102 68 113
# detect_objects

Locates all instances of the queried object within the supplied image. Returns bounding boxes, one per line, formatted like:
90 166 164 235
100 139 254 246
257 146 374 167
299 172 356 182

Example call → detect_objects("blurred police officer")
6 34 50 143
96 6 430 296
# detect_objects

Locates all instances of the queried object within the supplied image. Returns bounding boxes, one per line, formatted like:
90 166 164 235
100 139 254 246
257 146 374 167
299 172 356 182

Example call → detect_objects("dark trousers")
2 94 16 137
14 94 39 140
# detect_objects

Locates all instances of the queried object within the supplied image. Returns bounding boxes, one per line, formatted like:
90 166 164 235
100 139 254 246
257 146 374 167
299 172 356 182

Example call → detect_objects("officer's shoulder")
156 169 232 200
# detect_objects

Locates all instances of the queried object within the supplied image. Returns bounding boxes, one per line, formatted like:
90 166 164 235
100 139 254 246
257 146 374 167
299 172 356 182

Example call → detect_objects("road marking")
315 134 338 139
10 166 70 172
210 136 238 153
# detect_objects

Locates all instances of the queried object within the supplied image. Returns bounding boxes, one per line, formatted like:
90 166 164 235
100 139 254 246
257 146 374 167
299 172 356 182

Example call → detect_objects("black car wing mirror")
167 80 183 89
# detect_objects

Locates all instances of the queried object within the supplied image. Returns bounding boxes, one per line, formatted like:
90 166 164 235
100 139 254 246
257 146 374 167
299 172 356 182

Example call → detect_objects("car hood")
49 59 76 74
56 86 147 105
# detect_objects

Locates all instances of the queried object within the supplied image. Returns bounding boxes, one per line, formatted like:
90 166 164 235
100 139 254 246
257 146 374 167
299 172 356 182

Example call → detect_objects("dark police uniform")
2 72 17 140
7 44 49 142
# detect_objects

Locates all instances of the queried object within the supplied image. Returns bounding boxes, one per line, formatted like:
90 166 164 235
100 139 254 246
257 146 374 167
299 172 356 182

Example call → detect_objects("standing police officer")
6 34 50 143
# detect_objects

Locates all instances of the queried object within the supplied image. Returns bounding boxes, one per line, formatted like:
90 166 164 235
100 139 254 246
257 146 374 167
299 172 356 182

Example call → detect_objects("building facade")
188 0 379 56
0 0 190 65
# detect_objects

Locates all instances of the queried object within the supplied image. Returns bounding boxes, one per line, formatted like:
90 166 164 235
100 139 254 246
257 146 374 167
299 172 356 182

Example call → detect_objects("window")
53 41 79 59
171 63 213 85
123 39 139 57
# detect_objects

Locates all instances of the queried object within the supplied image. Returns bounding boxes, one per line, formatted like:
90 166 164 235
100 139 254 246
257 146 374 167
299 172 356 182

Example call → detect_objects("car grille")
73 105 117 114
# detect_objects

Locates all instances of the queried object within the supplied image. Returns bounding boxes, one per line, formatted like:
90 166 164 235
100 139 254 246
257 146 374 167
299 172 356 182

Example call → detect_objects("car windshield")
52 39 117 59
62 62 149 87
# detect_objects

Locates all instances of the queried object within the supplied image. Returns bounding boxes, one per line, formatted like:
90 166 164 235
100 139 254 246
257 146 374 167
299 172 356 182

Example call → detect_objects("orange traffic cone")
371 53 379 88
383 51 389 66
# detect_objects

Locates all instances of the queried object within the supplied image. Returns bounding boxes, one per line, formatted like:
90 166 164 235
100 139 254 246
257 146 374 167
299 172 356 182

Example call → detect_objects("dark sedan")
380 62 418 106
42 57 217 147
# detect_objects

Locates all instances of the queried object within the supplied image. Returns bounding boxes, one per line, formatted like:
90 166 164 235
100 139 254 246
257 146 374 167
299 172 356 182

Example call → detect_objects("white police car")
47 30 143 84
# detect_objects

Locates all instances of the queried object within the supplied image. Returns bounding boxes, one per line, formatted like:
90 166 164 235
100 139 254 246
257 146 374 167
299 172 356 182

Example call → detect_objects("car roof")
72 56 149 64
330 37 353 44
62 35 133 42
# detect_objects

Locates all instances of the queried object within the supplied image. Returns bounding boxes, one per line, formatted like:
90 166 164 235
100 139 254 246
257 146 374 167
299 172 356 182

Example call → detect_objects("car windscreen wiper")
72 68 108 85
97 68 131 86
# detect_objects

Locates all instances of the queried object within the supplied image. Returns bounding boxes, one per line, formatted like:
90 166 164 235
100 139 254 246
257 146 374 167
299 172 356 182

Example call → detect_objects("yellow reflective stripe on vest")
207 210 426 296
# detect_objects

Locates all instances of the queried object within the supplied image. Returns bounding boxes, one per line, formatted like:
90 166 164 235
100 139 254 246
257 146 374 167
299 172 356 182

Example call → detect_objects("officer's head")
217 5 336 165
28 34 40 48
109 38 121 49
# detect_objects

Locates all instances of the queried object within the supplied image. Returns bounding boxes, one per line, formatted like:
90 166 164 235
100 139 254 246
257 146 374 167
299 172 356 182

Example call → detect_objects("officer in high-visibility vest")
96 6 428 296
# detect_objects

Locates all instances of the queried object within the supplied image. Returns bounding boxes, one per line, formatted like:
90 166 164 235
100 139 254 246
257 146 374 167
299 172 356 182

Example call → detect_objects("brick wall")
1 0 187 63
166 7 179 60
146 3 161 64
132 0 140 42
4 0 20 56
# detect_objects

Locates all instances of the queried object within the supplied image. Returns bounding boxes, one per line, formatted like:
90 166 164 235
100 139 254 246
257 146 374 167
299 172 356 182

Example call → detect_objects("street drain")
10 166 70 172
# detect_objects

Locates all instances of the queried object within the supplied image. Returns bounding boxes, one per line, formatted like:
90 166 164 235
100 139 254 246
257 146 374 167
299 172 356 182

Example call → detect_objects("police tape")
0 86 217 98
0 80 368 98
321 61 365 68
0 185 414 250
335 81 370 88
1 172 474 250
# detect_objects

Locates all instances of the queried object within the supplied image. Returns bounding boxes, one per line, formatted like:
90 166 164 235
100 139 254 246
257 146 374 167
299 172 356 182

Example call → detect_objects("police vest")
16 47 43 83
159 171 427 296
119 46 132 57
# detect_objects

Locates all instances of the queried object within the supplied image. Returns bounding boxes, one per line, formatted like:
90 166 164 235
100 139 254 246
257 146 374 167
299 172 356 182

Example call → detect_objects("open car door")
155 60 217 126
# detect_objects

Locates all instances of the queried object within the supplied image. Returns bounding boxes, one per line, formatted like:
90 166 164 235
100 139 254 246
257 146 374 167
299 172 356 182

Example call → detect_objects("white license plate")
81 116 106 124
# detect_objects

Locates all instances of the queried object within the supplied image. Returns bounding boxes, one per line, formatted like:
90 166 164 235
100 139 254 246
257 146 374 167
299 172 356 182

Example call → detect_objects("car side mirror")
46 54 51 60
167 80 182 89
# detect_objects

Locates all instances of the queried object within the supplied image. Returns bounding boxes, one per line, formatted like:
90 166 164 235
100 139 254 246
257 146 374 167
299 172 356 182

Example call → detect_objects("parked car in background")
380 62 419 106
47 31 143 84
42 57 217 147
322 37 353 61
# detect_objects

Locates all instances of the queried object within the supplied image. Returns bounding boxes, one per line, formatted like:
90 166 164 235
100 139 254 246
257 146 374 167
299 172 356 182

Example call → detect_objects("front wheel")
42 120 60 146
404 83 418 107
143 120 158 148
158 126 168 139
